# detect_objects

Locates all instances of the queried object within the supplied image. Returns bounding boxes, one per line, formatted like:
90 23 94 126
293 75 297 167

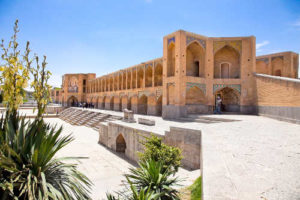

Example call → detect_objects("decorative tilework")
213 84 241 94
271 56 284 61
119 92 125 97
138 90 150 98
213 40 242 54
128 92 135 98
145 63 153 68
256 58 269 64
186 82 206 94
167 82 175 87
186 36 206 49
168 37 175 45
156 89 162 99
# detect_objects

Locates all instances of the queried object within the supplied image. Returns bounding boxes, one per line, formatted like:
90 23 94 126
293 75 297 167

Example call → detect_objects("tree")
30 55 52 119
138 135 182 172
0 20 31 120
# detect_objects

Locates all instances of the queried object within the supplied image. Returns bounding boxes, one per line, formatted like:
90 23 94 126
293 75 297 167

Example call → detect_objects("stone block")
138 118 155 126
123 109 136 123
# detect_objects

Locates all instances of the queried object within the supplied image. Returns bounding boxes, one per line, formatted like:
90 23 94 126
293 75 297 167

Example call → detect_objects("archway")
186 86 206 114
122 73 126 89
145 66 152 87
137 67 144 88
138 95 148 115
256 60 268 74
67 96 78 107
156 96 162 116
110 96 114 110
121 96 128 111
128 97 132 110
215 87 240 112
186 41 205 77
132 68 137 89
214 45 240 79
154 64 163 86
272 57 283 76
127 71 131 89
102 96 106 109
275 69 281 76
116 134 126 153
167 42 175 77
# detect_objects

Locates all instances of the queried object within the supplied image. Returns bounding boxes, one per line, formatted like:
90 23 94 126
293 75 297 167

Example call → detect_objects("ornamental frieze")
213 40 242 54
168 37 175 45
271 56 283 61
256 57 269 64
213 84 241 94
138 90 150 98
186 36 206 49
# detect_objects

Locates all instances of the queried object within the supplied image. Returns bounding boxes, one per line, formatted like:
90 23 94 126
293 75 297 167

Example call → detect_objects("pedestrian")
214 96 222 114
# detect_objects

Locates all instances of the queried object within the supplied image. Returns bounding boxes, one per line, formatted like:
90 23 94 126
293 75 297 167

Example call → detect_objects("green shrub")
107 159 180 200
189 176 202 200
0 114 92 199
138 134 182 172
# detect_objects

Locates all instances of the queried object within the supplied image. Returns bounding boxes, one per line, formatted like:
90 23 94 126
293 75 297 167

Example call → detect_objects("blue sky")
0 0 299 87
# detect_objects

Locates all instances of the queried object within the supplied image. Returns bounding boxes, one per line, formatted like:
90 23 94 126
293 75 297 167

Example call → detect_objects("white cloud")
256 40 270 50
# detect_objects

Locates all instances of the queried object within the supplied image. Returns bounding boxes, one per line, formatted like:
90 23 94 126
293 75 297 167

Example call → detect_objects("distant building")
52 30 299 122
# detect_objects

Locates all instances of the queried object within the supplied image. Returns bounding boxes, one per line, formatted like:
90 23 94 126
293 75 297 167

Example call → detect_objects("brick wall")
255 73 300 123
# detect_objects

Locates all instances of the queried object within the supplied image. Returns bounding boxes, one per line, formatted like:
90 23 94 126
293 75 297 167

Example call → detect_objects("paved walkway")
66 108 300 200
44 118 200 199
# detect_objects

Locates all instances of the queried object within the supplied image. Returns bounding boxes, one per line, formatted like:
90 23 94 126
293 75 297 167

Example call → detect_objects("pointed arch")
154 64 163 86
186 41 205 77
137 67 144 88
116 134 126 153
138 94 148 115
156 96 162 116
214 87 240 112
272 57 283 76
67 96 78 107
167 42 175 77
145 66 153 87
214 45 240 79
186 86 206 105
110 96 114 110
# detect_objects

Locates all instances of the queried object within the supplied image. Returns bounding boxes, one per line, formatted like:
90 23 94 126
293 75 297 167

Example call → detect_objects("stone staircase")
85 113 110 128
70 110 91 125
59 108 77 120
75 111 100 126
64 109 85 123
57 108 124 131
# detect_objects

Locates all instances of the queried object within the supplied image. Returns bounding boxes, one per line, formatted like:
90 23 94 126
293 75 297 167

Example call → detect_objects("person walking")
214 96 222 114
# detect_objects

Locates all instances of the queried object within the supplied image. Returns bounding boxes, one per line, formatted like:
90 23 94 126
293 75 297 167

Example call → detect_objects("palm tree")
0 114 92 199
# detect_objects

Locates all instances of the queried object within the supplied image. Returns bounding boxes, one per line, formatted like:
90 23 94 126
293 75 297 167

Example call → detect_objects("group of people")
71 102 95 108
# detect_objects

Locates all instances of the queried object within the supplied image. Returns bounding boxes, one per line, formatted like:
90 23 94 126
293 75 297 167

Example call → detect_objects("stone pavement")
67 109 300 200
44 118 200 200
40 109 300 200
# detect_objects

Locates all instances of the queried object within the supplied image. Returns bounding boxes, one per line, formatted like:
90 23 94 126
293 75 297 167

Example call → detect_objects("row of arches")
87 64 163 93
256 57 283 77
86 94 163 116
67 86 240 114
167 41 241 79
